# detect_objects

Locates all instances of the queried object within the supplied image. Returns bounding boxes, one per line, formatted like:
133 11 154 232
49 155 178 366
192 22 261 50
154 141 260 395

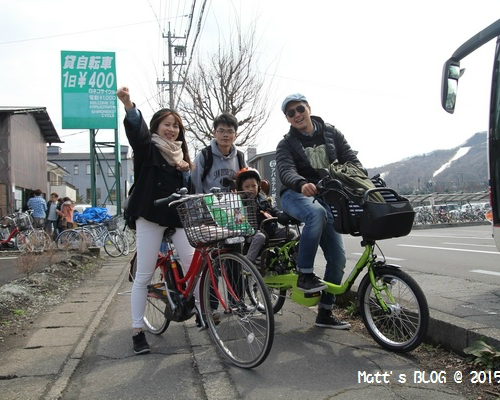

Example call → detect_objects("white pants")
131 217 195 329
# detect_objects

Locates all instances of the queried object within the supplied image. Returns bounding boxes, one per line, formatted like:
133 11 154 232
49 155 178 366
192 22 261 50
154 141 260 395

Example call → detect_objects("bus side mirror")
441 59 465 114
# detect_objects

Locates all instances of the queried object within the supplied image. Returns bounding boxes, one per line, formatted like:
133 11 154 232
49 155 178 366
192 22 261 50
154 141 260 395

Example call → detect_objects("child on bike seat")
235 168 297 266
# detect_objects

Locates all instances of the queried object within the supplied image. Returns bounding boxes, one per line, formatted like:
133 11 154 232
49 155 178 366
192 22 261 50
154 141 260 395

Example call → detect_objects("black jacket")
124 112 184 227
276 116 363 195
255 193 280 236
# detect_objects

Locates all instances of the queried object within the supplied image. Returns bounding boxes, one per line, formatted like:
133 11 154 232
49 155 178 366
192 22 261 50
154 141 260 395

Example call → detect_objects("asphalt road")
343 225 499 284
309 224 499 286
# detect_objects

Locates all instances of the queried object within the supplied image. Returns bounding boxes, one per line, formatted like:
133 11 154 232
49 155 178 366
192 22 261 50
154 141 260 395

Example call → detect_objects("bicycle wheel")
56 230 82 251
15 231 32 252
357 266 429 352
124 227 137 253
131 253 170 335
200 251 274 369
114 230 130 255
103 231 126 257
77 228 95 251
250 271 287 314
28 229 51 252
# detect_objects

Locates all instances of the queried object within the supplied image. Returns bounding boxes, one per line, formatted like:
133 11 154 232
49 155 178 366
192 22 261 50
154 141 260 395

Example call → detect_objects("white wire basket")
14 213 31 231
104 217 118 231
176 192 258 248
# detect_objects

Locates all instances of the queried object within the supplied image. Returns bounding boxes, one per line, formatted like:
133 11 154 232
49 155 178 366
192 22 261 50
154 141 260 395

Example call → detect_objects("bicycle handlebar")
154 192 183 207
153 187 191 208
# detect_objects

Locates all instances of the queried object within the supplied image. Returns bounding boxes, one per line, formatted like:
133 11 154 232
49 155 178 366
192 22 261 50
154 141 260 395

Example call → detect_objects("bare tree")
178 23 271 153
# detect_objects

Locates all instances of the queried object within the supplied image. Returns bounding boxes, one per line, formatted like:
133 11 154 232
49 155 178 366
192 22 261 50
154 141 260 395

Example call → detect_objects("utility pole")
157 23 187 109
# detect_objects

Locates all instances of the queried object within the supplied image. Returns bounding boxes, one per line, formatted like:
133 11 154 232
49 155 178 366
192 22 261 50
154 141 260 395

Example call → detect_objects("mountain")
366 132 488 195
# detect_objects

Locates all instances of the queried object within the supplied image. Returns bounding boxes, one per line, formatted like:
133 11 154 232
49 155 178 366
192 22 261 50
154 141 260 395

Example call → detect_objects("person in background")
57 197 75 231
27 189 47 228
117 86 195 355
45 192 59 240
276 93 365 330
56 198 64 234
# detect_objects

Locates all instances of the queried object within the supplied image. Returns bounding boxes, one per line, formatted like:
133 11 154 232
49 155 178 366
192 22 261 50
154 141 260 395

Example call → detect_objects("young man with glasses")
191 112 246 193
191 112 247 325
276 93 365 330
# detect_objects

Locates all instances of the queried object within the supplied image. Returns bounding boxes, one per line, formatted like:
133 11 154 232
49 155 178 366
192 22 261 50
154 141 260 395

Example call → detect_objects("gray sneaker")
315 308 351 330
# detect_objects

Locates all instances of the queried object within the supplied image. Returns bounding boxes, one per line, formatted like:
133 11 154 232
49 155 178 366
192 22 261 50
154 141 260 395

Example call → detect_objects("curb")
411 221 490 230
339 288 500 358
46 255 131 400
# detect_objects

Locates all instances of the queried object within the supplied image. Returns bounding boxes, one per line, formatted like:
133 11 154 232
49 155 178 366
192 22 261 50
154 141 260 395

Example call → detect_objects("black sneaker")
296 273 327 293
133 331 151 355
315 308 351 330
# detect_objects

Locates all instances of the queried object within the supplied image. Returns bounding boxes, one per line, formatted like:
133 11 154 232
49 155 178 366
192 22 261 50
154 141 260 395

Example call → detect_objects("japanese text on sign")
61 51 117 129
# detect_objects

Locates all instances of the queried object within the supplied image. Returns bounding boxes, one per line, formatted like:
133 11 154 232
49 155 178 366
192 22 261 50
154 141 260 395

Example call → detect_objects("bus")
441 18 500 251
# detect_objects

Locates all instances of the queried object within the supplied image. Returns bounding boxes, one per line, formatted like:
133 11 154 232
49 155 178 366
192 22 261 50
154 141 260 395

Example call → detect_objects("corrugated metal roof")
0 106 63 144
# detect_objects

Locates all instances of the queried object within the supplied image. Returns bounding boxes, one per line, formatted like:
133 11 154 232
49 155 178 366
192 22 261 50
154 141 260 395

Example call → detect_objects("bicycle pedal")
148 283 167 297
147 283 164 289
304 292 321 298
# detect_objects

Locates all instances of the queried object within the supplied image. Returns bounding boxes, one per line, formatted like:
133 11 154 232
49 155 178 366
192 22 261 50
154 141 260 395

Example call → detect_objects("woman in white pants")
117 86 194 355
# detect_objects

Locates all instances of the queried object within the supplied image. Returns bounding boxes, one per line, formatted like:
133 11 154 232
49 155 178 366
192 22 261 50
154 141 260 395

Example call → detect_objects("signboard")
61 50 117 129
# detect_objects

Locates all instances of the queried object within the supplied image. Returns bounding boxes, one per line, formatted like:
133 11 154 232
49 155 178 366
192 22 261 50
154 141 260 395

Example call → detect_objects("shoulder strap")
201 146 213 182
236 150 245 170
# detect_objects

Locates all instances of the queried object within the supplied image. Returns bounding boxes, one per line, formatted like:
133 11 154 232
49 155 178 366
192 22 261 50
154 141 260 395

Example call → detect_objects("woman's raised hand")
117 86 134 109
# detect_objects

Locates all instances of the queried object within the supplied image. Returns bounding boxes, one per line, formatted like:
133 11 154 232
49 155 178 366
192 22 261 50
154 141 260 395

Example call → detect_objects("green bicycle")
256 175 429 353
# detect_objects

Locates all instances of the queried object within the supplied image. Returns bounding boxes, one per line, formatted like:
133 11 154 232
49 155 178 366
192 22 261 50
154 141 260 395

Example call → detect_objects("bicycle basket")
323 178 415 240
359 198 415 240
14 214 30 231
176 192 258 248
104 218 118 231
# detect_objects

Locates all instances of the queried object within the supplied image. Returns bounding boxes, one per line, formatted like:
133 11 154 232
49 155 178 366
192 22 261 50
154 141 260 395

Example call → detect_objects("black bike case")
322 177 415 241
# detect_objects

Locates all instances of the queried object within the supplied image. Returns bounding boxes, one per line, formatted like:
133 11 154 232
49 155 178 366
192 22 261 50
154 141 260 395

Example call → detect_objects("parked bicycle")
130 189 275 368
56 217 126 257
258 174 429 353
0 210 51 252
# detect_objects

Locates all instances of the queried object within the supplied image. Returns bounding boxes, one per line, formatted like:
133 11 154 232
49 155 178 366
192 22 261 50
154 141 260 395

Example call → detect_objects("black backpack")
200 146 245 182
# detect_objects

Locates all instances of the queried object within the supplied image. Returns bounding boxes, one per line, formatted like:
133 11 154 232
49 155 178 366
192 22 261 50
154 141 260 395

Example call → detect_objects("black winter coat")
255 193 280 236
124 112 185 227
276 116 363 195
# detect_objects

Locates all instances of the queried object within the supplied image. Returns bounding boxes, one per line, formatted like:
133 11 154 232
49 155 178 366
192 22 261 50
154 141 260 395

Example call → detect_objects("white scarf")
151 134 183 166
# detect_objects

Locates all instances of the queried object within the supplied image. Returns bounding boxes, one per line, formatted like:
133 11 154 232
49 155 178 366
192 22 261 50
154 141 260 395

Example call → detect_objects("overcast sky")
1 0 499 168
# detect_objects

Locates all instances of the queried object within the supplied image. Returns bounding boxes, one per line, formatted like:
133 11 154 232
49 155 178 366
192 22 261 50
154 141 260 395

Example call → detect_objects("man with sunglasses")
276 93 364 330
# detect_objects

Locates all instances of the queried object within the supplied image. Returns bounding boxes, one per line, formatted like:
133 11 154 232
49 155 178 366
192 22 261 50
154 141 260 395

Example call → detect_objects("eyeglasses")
286 104 306 118
216 128 236 135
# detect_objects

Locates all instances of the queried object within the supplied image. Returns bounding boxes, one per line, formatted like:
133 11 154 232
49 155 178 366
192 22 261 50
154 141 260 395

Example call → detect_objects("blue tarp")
73 207 112 224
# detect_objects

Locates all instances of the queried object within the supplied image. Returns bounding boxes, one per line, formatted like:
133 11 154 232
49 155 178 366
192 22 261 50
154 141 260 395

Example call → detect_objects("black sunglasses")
286 104 306 118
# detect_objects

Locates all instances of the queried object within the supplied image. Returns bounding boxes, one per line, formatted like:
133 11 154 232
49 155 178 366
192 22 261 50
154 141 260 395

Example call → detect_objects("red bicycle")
130 190 274 369
0 211 35 251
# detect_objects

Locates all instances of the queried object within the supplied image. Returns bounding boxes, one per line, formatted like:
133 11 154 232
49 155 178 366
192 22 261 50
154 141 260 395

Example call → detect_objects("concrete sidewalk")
0 254 132 400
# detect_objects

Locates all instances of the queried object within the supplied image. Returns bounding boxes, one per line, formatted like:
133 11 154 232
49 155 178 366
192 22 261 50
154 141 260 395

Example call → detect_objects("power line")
175 0 209 104
0 20 158 45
